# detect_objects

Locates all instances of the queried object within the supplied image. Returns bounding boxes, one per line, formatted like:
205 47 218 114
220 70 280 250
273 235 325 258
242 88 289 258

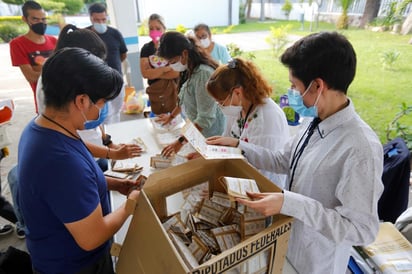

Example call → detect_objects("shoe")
0 224 13 236
16 227 25 239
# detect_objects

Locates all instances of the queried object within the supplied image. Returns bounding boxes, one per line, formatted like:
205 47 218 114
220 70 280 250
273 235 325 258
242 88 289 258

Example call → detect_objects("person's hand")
206 136 239 147
112 144 142 159
161 140 183 158
186 152 201 160
111 178 139 196
236 192 284 217
127 189 140 202
156 113 173 126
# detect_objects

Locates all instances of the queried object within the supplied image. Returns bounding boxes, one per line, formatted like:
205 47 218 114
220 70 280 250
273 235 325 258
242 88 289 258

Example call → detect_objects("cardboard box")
115 158 293 274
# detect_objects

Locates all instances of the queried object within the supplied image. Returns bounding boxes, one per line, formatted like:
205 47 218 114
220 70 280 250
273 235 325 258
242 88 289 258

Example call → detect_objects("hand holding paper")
219 176 260 201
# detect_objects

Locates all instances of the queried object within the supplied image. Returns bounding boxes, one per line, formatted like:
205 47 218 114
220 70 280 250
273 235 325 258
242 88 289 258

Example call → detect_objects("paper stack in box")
362 222 412 273
114 158 293 274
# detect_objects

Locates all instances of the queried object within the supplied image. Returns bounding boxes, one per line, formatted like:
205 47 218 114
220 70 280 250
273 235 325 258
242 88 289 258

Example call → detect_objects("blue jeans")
7 165 25 231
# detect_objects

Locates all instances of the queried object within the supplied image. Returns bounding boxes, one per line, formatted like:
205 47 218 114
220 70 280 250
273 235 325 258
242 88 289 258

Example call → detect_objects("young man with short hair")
87 3 128 124
9 0 57 113
237 32 384 273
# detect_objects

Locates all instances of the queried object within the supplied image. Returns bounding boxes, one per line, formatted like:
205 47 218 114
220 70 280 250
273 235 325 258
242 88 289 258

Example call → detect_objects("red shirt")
10 35 57 111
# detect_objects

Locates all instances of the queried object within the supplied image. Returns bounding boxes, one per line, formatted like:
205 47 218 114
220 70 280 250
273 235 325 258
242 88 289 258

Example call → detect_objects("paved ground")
0 31 279 252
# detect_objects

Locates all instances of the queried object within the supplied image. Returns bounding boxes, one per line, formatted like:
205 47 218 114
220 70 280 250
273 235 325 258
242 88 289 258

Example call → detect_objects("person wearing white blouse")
205 57 290 189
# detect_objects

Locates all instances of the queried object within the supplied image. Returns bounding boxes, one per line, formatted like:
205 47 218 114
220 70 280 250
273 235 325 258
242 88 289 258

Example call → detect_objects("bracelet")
106 147 110 159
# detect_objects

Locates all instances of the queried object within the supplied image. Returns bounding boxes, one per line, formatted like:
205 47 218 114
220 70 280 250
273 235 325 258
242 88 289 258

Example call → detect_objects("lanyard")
289 117 321 190
239 104 254 137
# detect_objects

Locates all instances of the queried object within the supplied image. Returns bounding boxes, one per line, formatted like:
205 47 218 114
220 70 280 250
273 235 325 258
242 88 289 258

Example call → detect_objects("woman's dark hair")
148 13 166 29
42 47 123 109
207 58 272 105
194 23 211 36
55 24 107 61
280 32 356 94
157 31 219 77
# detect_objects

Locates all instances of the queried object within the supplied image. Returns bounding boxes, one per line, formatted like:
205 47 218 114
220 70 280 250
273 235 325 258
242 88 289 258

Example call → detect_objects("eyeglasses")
216 92 232 107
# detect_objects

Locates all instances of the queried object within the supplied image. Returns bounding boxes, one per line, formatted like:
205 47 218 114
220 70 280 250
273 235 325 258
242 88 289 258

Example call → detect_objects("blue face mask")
287 81 321 117
93 23 107 34
83 103 108 129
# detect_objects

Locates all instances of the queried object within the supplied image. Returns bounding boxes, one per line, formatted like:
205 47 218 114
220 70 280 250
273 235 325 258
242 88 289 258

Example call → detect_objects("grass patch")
213 19 337 34
226 21 412 144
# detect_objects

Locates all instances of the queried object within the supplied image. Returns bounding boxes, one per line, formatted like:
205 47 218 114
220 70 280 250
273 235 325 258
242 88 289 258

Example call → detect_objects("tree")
84 0 102 3
2 0 24 4
282 0 293 20
360 0 381 28
259 0 265 21
246 0 253 18
336 0 354 29
401 11 412 34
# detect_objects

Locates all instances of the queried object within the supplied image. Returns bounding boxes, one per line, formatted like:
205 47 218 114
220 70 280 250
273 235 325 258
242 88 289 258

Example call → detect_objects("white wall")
137 0 239 29
250 3 319 22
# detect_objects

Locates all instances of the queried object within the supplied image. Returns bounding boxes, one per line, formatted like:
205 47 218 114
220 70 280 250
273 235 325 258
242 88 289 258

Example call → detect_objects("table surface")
106 117 297 274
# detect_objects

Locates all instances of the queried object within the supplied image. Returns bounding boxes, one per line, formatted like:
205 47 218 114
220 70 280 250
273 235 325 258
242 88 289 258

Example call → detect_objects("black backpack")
0 246 33 274
378 137 411 223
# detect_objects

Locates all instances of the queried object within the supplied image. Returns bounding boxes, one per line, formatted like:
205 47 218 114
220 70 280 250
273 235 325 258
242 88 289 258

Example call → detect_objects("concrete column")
106 0 143 91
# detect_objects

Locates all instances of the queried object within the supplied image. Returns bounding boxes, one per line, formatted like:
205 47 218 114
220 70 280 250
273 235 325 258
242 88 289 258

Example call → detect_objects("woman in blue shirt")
18 48 140 274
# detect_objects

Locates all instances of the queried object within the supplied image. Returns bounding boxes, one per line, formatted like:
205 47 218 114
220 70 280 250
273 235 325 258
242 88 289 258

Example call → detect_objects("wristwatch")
103 134 112 146
178 136 186 145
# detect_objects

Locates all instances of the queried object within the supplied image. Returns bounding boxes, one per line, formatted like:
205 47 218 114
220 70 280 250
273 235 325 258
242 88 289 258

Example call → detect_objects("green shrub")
265 24 291 57
138 18 148 36
0 16 22 23
386 102 412 151
223 25 235 33
226 42 243 58
176 24 186 34
226 43 255 60
380 49 400 70
0 23 26 43
239 3 247 24
281 0 293 20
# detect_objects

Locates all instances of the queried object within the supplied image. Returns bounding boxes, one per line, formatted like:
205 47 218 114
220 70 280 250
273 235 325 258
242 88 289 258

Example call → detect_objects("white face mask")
169 58 187 72
200 38 211 48
220 105 242 117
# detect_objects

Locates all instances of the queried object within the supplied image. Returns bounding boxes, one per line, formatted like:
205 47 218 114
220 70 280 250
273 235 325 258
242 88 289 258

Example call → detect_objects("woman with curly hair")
206 57 290 189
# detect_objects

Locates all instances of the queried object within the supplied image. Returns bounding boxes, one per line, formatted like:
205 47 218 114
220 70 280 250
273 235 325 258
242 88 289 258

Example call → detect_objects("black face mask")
30 22 47 35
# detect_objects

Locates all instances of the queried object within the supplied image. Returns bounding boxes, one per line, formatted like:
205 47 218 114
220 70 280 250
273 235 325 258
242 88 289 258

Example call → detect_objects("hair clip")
66 28 74 34
228 59 237 69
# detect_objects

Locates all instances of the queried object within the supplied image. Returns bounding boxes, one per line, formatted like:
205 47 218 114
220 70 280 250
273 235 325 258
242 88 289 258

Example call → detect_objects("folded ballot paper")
181 120 244 159
111 160 143 173
219 176 260 201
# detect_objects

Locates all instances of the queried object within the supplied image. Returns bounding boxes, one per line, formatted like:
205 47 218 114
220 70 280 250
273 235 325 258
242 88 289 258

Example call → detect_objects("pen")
353 246 380 273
